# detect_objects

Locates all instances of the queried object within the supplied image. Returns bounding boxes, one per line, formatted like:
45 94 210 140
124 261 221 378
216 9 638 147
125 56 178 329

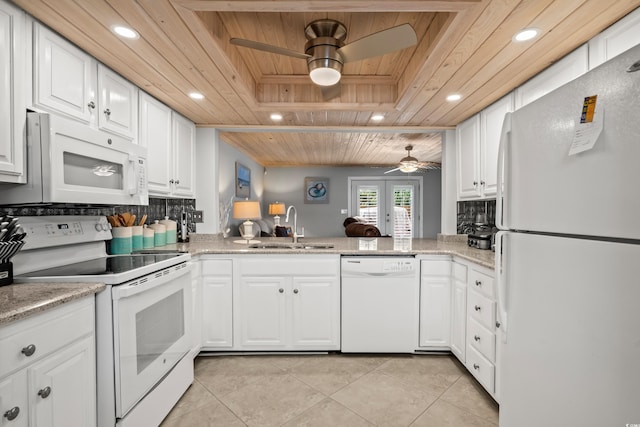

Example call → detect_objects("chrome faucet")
285 205 303 243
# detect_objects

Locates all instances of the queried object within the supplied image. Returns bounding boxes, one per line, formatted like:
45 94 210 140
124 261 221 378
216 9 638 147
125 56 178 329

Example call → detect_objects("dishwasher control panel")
382 260 415 273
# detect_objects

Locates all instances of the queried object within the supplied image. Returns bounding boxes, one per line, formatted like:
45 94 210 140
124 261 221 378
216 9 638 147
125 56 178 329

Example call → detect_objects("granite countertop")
166 235 496 270
0 282 105 326
1 235 493 327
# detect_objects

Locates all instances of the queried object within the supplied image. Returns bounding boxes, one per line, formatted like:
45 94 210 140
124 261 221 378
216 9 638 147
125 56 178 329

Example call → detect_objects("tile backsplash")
457 199 496 234
0 197 197 232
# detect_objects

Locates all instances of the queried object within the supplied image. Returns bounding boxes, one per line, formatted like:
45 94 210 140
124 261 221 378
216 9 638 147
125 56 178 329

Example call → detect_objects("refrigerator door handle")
496 112 512 231
495 230 508 340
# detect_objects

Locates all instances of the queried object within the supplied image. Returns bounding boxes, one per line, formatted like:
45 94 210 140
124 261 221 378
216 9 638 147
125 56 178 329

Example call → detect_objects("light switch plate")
193 210 204 223
341 209 348 214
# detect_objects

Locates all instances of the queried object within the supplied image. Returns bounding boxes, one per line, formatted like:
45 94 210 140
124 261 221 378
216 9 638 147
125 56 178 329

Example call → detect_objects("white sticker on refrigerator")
569 96 603 156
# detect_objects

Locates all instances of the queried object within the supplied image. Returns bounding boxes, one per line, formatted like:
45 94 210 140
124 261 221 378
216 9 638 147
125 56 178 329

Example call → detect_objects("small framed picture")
304 177 329 204
235 162 251 198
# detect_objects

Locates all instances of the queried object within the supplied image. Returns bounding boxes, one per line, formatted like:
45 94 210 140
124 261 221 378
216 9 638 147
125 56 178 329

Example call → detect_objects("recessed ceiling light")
513 28 540 42
371 114 384 121
446 94 462 102
189 92 204 100
111 25 139 40
270 113 283 121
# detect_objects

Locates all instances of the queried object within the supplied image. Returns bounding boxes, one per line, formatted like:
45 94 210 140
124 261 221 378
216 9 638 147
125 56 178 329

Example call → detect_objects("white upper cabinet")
456 93 513 200
33 23 138 140
514 44 589 109
0 0 27 183
480 94 513 197
33 23 96 124
98 65 138 140
140 92 172 195
589 7 640 68
172 112 196 198
140 92 196 199
456 114 480 199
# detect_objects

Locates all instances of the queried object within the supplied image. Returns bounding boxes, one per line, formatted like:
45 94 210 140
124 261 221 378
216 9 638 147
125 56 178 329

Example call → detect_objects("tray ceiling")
12 0 639 167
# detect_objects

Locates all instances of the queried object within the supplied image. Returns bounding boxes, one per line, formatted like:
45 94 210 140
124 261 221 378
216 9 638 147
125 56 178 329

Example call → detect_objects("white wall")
195 128 219 233
441 129 458 235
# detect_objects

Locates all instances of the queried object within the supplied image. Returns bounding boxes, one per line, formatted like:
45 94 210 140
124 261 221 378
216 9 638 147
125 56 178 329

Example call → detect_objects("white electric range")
13 216 193 427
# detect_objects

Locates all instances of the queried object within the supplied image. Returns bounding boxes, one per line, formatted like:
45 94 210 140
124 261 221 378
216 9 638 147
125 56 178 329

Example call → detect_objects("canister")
143 226 155 249
149 220 166 247
131 225 143 251
159 216 177 244
110 227 132 254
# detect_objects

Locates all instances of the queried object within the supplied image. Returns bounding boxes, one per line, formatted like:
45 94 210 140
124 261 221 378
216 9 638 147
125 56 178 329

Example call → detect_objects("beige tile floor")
160 354 499 427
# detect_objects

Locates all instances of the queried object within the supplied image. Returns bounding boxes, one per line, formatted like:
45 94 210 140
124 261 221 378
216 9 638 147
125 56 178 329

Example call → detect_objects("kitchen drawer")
0 298 94 378
201 259 232 276
467 317 496 362
452 261 467 282
239 255 339 276
467 289 496 331
469 268 494 298
466 345 495 394
421 259 450 276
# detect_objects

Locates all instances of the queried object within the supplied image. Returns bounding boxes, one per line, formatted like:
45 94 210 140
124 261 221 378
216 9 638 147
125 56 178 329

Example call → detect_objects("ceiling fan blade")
337 24 417 63
384 167 401 174
320 82 341 100
230 38 311 60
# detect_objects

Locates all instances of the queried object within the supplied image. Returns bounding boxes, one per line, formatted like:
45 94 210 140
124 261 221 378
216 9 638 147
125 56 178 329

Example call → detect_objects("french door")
349 178 421 237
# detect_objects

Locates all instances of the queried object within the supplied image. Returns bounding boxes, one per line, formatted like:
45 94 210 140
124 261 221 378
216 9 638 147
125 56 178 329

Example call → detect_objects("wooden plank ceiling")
12 0 640 167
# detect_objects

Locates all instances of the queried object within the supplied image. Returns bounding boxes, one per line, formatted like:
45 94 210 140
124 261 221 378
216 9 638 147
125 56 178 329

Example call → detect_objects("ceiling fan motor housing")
304 20 347 85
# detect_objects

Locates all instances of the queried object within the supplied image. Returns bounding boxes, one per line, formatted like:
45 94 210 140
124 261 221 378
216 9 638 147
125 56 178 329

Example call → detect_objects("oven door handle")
112 264 191 300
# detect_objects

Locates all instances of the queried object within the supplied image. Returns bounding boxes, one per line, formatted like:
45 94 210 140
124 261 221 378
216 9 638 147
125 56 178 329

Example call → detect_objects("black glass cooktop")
21 253 184 277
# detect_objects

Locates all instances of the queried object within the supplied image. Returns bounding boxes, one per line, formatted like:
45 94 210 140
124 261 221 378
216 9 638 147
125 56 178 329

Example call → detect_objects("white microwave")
0 113 148 206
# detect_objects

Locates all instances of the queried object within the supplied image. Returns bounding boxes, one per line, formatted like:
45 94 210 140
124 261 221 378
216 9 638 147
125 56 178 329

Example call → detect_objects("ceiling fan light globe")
399 164 418 173
309 67 341 86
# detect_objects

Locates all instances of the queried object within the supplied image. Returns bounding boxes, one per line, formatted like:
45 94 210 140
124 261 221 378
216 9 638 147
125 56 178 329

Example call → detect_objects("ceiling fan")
385 145 441 174
230 19 417 99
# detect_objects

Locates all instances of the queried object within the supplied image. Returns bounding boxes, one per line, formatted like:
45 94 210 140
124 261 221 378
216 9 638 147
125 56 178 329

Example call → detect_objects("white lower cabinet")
0 297 96 427
463 262 499 401
450 260 468 362
418 257 451 349
235 255 340 351
200 258 233 350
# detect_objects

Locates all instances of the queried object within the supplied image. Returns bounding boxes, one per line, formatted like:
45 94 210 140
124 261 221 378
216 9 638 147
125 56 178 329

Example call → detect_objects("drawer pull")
21 344 36 357
293 289 299 294
474 335 481 342
38 386 51 399
473 363 480 370
278 288 284 293
474 305 481 312
475 280 482 286
3 407 20 421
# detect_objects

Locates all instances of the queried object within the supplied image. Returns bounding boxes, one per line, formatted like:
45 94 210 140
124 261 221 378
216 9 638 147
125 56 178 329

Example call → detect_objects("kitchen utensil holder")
0 241 26 286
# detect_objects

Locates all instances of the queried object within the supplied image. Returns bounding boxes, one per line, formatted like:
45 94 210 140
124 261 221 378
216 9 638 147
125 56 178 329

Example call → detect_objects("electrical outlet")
341 209 348 214
193 210 204 223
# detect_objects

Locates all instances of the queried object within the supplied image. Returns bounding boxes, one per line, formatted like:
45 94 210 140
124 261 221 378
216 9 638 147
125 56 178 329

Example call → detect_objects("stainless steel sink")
248 242 334 250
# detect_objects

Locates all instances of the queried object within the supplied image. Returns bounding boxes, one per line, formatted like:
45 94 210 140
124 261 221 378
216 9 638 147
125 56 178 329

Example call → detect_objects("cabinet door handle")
169 179 175 184
293 289 299 294
21 344 36 357
474 305 481 311
104 108 111 117
278 288 284 293
38 386 51 399
473 181 478 187
473 364 480 370
87 101 96 109
475 280 482 287
3 407 20 421
175 180 180 185
480 180 486 186
474 335 481 342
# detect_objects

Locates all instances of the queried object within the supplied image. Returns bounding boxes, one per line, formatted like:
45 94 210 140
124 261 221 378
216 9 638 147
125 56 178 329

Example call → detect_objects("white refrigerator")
496 44 640 427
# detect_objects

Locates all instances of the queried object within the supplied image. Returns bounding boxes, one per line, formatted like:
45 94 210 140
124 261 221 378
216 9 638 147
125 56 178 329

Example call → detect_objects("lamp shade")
233 200 261 220
268 202 286 216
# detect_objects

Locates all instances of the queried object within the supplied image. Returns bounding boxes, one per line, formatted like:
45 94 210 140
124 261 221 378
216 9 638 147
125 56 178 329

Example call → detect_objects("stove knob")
95 223 106 232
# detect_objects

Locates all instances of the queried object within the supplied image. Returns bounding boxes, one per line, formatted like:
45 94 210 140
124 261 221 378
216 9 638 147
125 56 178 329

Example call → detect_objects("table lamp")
268 202 286 225
233 200 261 244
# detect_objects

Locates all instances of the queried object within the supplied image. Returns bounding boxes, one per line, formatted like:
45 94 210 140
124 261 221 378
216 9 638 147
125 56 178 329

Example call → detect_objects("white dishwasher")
341 256 419 353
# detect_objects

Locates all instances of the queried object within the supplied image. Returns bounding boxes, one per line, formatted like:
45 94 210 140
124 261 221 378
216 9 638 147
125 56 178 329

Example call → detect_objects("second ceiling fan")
230 19 417 99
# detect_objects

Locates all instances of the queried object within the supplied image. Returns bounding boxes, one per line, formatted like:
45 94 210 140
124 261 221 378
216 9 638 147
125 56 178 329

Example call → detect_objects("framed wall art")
235 162 251 198
304 177 329 204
